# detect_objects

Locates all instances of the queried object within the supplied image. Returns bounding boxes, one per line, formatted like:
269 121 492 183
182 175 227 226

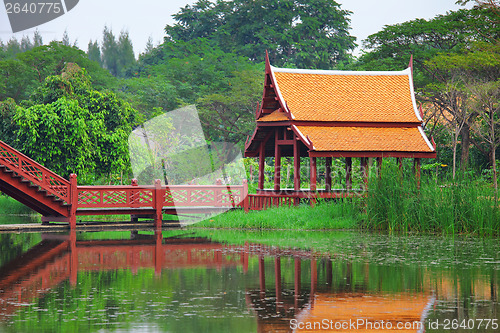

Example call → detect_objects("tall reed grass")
362 164 500 236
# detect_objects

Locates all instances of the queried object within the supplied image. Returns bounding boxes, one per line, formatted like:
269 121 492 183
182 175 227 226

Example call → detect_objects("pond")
0 226 498 332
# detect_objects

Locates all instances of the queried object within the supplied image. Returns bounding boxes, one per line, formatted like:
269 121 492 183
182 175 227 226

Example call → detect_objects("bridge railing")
0 140 70 202
76 181 249 210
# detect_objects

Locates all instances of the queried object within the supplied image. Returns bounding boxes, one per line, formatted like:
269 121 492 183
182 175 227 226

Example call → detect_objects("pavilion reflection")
0 232 467 332
246 256 434 333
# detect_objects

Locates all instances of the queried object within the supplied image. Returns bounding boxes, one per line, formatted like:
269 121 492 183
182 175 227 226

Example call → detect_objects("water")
0 228 498 332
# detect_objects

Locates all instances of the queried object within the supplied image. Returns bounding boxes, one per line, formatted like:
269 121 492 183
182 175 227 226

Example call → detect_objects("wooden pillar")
275 257 282 307
310 156 317 207
274 136 281 192
345 157 352 191
377 157 383 178
325 157 332 192
326 259 333 286
258 141 265 190
293 135 301 206
259 255 266 296
414 158 421 188
243 242 249 274
361 157 368 189
293 136 301 191
311 259 317 296
310 156 317 192
294 257 301 313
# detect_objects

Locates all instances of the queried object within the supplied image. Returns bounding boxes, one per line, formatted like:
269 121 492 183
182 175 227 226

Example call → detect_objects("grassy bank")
194 199 360 230
193 166 500 236
0 195 34 215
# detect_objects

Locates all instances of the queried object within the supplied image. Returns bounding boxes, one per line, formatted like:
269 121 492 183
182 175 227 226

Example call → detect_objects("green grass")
194 199 360 230
0 195 34 215
362 165 500 236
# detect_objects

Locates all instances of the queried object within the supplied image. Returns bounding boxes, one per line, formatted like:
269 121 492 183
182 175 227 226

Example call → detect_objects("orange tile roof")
297 293 433 333
295 126 433 152
257 110 290 122
273 69 421 123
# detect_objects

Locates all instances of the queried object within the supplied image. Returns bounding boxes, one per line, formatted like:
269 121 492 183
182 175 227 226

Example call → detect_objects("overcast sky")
0 0 471 58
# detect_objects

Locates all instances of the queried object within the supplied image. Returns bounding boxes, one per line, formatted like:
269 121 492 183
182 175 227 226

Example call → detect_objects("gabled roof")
271 68 422 123
246 53 436 159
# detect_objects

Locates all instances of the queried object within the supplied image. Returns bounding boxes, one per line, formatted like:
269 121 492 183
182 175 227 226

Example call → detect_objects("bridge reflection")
0 232 438 332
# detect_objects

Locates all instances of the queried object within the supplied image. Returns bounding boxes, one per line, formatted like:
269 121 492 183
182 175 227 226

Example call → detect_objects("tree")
20 36 32 52
101 26 119 76
468 81 500 197
14 97 95 177
165 0 356 69
5 38 21 58
117 30 136 76
101 27 136 77
87 40 102 66
357 7 499 169
10 41 115 95
23 63 138 180
197 69 262 145
33 30 43 48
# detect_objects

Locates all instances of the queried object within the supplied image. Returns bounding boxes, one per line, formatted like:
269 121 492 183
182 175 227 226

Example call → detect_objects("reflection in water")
0 231 498 332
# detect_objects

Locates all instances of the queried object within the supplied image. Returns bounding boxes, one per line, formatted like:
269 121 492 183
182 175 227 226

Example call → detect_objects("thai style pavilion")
244 53 436 197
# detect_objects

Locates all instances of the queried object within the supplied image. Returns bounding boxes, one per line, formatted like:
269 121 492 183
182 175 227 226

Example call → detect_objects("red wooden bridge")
0 140 249 229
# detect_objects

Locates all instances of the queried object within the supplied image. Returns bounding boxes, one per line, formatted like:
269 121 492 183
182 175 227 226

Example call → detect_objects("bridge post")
69 174 78 229
153 179 163 230
243 179 249 213
130 179 139 223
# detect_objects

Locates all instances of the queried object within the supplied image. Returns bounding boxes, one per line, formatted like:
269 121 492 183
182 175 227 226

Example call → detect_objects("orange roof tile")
272 68 421 123
257 110 290 122
295 126 433 152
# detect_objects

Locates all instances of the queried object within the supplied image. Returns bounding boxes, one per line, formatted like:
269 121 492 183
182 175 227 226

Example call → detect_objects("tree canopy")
165 0 356 69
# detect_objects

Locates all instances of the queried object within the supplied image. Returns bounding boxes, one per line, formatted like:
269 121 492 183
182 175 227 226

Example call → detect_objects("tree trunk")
452 139 457 180
460 123 470 170
493 147 497 200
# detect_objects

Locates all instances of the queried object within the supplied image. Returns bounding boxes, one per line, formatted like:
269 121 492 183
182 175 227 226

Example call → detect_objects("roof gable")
271 67 422 123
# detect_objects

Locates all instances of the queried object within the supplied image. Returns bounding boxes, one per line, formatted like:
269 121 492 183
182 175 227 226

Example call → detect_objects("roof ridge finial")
408 54 414 75
265 50 272 74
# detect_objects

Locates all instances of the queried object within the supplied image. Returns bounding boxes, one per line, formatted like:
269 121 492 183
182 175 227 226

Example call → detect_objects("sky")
0 0 472 58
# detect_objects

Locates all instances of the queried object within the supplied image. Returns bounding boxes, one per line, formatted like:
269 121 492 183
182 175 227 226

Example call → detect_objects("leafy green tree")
0 98 19 146
165 0 355 69
197 69 262 145
0 41 115 102
119 76 179 119
14 97 95 177
22 63 138 180
0 59 36 101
